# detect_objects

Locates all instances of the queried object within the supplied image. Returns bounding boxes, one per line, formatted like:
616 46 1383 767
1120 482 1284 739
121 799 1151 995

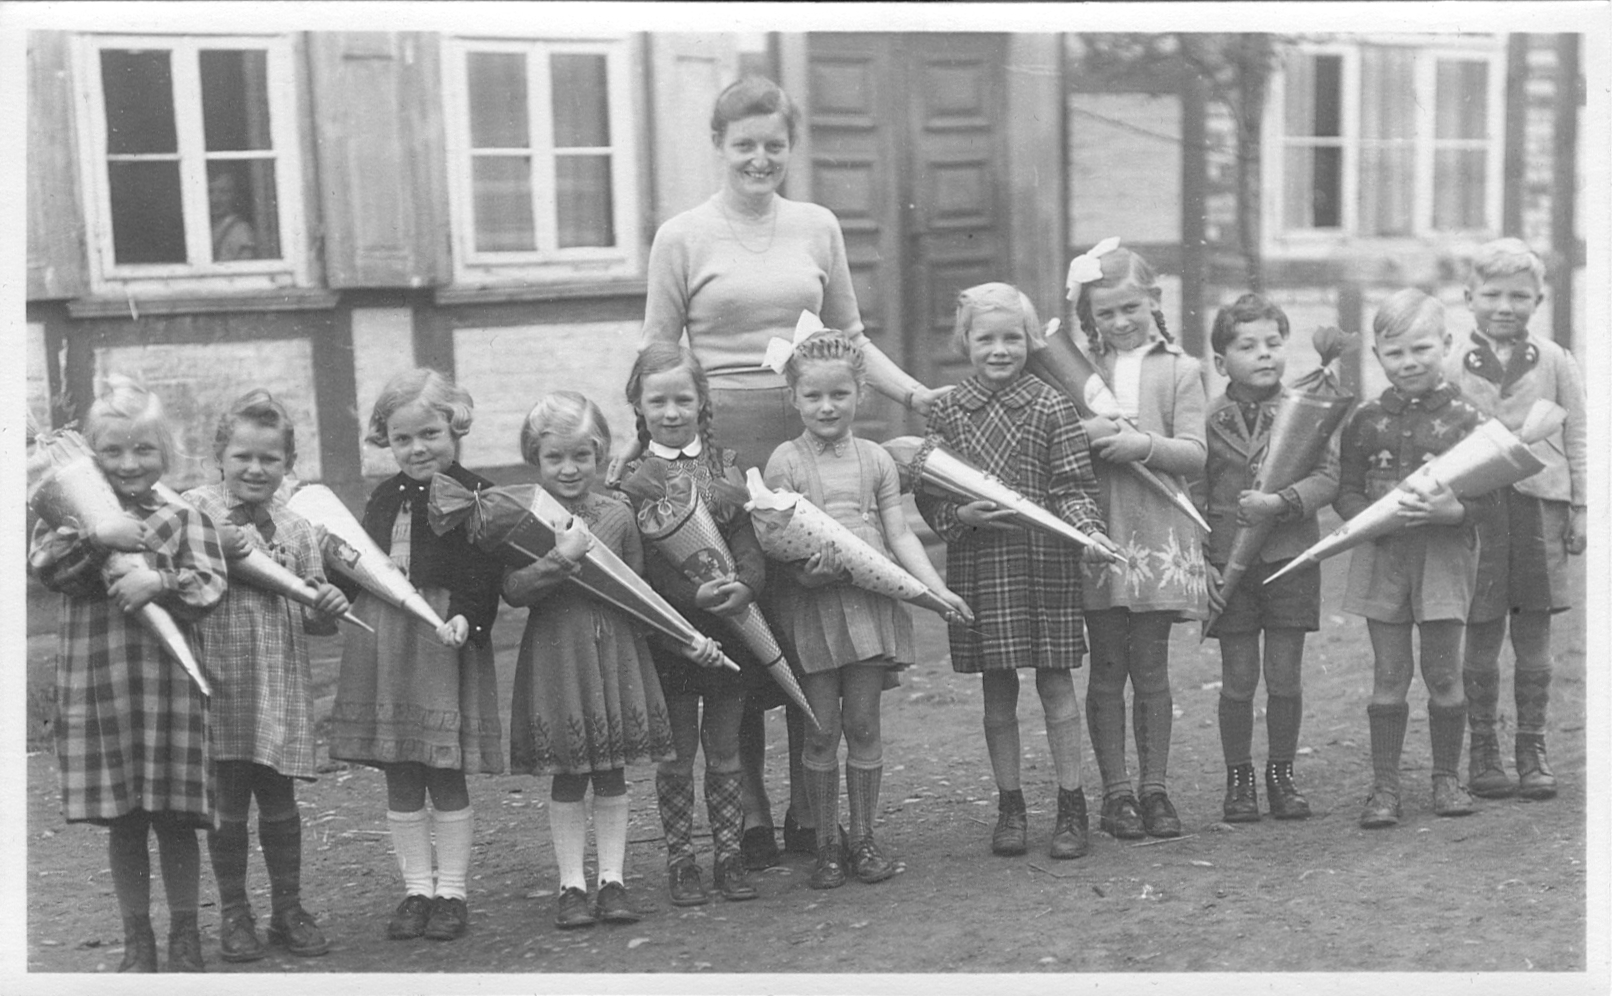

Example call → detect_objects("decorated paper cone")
744 469 955 620
427 476 738 672
1025 321 1211 533
1265 405 1558 585
882 436 1120 563
285 483 448 633
1202 378 1355 639
28 434 211 695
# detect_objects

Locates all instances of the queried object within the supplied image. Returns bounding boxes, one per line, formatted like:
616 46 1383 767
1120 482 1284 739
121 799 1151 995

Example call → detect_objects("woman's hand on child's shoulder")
603 437 645 488
697 578 754 617
909 384 955 417
436 614 470 648
956 499 1017 532
107 567 165 613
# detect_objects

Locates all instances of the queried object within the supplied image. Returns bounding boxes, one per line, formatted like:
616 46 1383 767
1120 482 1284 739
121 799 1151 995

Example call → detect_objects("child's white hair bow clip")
762 310 829 375
1065 236 1122 299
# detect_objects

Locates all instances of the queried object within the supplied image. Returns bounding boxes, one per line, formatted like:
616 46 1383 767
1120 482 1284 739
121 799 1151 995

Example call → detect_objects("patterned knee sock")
803 762 840 851
1514 668 1553 737
207 820 252 915
432 808 473 902
656 771 696 867
1085 689 1131 799
1367 703 1410 791
1463 664 1502 737
1218 695 1254 768
108 814 152 922
845 759 883 847
548 800 588 891
257 814 303 915
1044 713 1085 792
1134 689 1174 797
386 809 435 898
1265 694 1303 766
593 794 629 887
704 770 745 864
152 820 201 916
1428 702 1468 779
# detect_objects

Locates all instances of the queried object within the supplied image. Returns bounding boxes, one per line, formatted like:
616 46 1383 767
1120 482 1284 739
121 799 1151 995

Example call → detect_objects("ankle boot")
1516 734 1558 800
1468 731 1515 798
1265 760 1312 820
1048 788 1089 860
1222 763 1259 823
167 911 205 972
118 915 158 973
991 789 1027 856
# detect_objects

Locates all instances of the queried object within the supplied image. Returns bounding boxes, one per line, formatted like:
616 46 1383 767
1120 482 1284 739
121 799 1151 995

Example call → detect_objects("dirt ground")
24 534 1591 979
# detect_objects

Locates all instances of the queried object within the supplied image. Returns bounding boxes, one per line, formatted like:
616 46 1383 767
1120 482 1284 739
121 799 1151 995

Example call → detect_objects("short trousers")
1342 524 1476 625
1468 488 1574 622
1212 557 1321 636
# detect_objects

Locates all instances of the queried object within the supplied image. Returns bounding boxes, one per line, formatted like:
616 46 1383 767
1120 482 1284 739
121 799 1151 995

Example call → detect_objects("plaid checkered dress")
185 484 325 780
29 492 227 826
918 375 1105 672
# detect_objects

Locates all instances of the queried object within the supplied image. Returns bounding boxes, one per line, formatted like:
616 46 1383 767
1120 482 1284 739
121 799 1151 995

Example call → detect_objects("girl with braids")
614 345 768 907
1066 240 1209 841
764 323 971 889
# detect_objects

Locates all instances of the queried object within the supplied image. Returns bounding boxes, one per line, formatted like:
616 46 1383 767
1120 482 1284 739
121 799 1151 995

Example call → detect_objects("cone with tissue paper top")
881 436 1120 563
29 430 212 696
744 468 955 619
1026 319 1210 533
1265 400 1564 585
285 483 448 634
620 462 818 726
428 475 737 672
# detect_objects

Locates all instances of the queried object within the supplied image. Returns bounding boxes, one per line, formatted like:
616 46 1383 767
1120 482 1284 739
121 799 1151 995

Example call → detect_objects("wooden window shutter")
309 32 448 288
28 31 88 301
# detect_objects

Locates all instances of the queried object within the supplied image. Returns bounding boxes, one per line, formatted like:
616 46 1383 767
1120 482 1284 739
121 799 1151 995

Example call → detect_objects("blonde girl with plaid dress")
29 376 228 972
917 284 1116 863
184 390 349 962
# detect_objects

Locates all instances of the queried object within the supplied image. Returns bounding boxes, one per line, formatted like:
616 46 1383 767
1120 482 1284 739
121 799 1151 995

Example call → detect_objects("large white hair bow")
1064 236 1122 299
762 310 828 375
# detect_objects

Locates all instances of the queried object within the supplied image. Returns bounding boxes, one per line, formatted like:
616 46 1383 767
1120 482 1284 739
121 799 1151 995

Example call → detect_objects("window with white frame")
73 34 306 294
443 36 640 284
1268 37 1505 244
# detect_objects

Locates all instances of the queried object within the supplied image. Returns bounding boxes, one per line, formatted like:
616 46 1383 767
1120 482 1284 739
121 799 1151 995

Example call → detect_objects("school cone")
1025 319 1211 533
28 431 212 696
620 463 819 728
1265 400 1565 586
427 475 738 673
284 483 448 634
881 436 1121 563
744 469 956 620
1202 357 1355 640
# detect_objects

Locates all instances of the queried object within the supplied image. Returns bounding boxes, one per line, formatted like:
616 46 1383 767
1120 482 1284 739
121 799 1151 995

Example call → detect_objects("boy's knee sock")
1133 689 1173 796
803 761 840 851
1266 694 1303 766
206 820 252 914
152 818 200 916
108 813 153 920
1043 712 1085 792
704 770 744 864
1463 663 1502 736
1428 701 1468 779
844 758 882 847
1514 667 1552 737
257 814 303 915
548 799 588 891
1085 689 1132 799
1218 695 1254 768
386 809 435 898
981 713 1022 792
431 808 473 901
592 793 629 887
1367 703 1410 791
656 771 696 867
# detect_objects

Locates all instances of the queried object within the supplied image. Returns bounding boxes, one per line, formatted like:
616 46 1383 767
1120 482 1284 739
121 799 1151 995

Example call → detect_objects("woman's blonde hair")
366 368 474 449
85 374 177 472
520 391 612 466
953 282 1045 358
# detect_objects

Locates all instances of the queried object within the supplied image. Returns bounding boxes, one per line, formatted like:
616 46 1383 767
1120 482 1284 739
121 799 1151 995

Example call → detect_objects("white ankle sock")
387 809 435 898
593 794 630 887
432 807 473 901
549 800 589 892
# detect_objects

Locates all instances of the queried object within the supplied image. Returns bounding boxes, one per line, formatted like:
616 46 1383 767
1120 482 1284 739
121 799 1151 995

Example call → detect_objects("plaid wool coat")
29 491 228 826
918 374 1105 672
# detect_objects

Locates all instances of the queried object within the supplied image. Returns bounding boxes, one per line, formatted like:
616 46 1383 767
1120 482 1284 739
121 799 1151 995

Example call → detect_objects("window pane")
472 156 536 251
208 161 280 261
1360 47 1414 141
1435 60 1488 140
101 49 177 154
1359 145 1414 236
555 154 614 247
1283 53 1341 139
468 52 529 149
1434 149 1487 229
1283 146 1342 228
551 53 610 148
108 161 186 263
199 49 273 151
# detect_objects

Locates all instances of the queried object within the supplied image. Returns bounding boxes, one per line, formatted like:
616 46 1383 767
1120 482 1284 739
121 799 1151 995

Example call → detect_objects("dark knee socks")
1367 702 1410 791
109 813 153 921
207 821 251 914
152 817 200 919
1085 687 1130 799
258 815 303 915
1218 695 1254 768
1265 694 1302 765
1428 701 1469 779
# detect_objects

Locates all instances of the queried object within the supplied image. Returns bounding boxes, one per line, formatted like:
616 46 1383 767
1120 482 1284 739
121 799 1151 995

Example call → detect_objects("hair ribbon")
762 310 828 375
1065 236 1122 299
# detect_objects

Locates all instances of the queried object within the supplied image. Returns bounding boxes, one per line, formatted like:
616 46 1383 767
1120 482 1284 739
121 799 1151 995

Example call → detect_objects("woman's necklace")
718 196 778 255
